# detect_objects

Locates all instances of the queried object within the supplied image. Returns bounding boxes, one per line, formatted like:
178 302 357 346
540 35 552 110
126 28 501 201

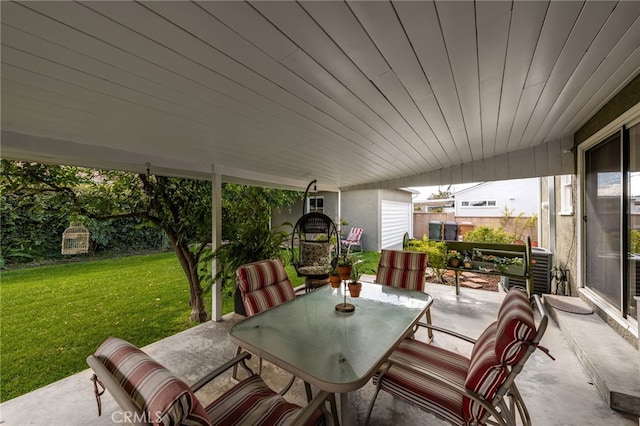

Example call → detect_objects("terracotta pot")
329 275 341 288
337 265 352 280
448 258 461 268
348 282 362 297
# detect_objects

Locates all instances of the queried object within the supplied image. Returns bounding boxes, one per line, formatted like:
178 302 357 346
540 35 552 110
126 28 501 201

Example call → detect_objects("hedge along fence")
1 204 168 267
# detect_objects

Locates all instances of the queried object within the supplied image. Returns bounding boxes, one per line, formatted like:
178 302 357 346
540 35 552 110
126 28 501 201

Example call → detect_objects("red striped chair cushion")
463 323 507 423
373 338 469 424
236 259 296 317
375 250 428 291
495 288 536 365
94 337 210 426
206 374 324 426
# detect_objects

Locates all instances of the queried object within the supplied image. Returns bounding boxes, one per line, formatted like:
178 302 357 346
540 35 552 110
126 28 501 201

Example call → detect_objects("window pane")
561 175 573 214
628 124 640 321
308 196 324 213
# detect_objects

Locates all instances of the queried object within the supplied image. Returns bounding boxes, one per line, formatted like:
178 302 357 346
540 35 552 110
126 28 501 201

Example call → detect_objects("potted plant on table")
337 253 354 280
329 267 341 288
348 260 365 297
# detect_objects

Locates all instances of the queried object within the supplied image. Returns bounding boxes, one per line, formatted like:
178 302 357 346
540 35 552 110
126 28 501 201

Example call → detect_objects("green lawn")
0 252 200 401
351 250 381 275
0 250 380 402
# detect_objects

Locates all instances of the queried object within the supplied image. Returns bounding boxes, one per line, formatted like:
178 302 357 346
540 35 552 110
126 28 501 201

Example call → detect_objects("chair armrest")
191 351 253 392
414 322 477 344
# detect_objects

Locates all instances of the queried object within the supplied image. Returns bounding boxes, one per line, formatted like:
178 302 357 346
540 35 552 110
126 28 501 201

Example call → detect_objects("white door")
381 200 411 249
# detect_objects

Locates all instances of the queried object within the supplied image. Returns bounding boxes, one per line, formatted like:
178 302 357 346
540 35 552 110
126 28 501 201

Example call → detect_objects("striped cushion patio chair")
87 337 336 426
365 287 554 426
236 258 296 317
234 259 296 381
375 249 433 339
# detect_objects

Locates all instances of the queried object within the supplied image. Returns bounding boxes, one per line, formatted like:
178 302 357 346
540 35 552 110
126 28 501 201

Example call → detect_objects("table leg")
455 270 460 295
339 392 355 426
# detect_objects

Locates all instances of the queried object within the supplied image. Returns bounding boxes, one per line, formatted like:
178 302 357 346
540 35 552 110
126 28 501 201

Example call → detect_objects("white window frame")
307 196 324 213
460 200 497 208
559 175 573 215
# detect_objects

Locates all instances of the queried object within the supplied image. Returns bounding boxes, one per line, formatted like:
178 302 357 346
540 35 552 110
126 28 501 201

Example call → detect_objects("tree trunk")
187 262 208 322
171 239 209 323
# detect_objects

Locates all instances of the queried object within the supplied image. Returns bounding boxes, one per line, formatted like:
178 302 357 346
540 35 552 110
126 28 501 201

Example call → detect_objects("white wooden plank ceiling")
1 0 639 191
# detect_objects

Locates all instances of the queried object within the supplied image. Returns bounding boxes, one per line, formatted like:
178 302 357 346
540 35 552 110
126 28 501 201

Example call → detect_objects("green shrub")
0 193 166 266
406 236 447 282
463 226 516 243
631 229 640 254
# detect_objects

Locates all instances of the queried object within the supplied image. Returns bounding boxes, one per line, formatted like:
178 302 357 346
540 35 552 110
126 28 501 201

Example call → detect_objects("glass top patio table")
229 281 433 394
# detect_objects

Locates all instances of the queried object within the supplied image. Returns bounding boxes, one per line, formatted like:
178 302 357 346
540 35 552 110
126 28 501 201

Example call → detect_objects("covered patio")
1 283 636 425
2 1 640 423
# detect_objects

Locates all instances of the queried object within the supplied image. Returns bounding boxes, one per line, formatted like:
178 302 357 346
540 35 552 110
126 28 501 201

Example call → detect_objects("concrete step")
544 296 640 416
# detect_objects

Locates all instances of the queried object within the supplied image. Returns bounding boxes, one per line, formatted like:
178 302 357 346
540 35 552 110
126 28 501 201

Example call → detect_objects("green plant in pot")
348 260 364 297
447 250 463 268
329 267 341 288
337 252 354 280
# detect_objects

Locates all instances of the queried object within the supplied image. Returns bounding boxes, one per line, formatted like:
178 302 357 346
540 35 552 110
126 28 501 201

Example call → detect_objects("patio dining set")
87 225 553 426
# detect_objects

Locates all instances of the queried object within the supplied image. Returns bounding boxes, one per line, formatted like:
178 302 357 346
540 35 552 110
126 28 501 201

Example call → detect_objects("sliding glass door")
584 134 622 308
585 122 640 321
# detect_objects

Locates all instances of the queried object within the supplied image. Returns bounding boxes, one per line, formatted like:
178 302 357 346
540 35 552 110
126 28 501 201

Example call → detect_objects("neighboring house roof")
451 182 490 196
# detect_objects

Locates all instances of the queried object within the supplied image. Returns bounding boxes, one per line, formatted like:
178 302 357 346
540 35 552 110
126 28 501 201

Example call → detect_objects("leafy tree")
0 163 163 265
1 161 301 322
428 186 452 200
427 186 452 213
1 162 87 265
2 162 213 321
202 184 301 297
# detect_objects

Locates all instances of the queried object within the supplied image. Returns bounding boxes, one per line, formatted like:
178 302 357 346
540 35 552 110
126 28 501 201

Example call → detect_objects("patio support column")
337 190 342 236
211 166 222 321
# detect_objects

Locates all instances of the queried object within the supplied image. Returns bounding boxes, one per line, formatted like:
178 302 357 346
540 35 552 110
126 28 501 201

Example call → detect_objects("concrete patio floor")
1 282 637 425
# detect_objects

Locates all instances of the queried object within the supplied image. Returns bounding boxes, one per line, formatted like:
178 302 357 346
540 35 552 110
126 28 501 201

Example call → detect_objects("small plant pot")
348 282 362 297
337 265 352 281
329 275 341 288
448 258 461 268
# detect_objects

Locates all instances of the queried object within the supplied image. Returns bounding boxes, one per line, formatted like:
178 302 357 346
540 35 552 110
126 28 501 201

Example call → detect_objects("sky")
409 183 479 202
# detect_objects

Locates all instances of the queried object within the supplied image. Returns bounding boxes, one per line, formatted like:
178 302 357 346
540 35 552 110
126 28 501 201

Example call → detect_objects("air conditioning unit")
503 247 553 295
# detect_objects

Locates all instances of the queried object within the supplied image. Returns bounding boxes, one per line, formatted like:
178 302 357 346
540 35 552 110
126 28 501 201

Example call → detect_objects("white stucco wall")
454 178 539 217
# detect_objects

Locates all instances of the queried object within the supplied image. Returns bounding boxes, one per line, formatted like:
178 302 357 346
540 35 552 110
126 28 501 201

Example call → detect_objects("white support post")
211 166 222 321
337 190 342 234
